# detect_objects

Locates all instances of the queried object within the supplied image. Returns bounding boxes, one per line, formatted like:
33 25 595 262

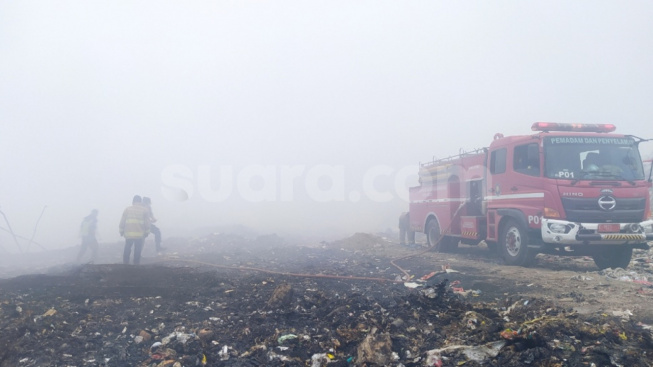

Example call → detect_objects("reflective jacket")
119 204 150 239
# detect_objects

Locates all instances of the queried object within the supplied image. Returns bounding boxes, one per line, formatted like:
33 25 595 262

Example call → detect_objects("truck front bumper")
541 218 653 245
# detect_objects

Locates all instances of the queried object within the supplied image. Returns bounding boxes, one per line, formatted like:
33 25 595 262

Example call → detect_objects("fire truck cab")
408 122 653 269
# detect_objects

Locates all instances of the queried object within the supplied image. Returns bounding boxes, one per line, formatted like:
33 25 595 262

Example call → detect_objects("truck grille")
561 197 646 223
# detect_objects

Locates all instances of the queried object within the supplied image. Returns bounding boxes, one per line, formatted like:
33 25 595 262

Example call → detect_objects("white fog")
1 1 652 253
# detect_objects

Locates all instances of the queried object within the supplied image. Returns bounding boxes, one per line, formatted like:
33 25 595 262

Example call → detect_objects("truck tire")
592 247 633 270
499 219 535 266
426 219 444 252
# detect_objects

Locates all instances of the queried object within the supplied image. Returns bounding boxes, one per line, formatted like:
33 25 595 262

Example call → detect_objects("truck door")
487 142 544 237
510 142 545 229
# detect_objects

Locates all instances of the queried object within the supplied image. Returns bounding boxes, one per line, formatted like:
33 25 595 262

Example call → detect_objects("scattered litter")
463 341 506 361
310 353 330 367
600 268 651 284
420 271 438 280
150 342 162 351
0 232 652 366
218 345 230 361
500 328 519 340
612 309 634 320
161 331 196 345
426 340 506 364
571 274 594 281
277 334 298 344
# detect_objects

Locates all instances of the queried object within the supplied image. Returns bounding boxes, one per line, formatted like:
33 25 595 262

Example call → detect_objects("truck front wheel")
592 247 632 270
426 219 444 252
499 219 535 266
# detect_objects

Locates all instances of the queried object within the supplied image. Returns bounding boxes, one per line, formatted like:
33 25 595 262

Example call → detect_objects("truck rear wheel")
592 247 632 270
499 219 535 266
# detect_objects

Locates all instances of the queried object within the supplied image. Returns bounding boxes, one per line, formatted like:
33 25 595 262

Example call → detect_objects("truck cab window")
490 148 506 174
514 143 540 176
544 136 644 181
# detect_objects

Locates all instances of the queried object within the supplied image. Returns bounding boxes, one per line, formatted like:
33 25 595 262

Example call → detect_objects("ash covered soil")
1 232 653 366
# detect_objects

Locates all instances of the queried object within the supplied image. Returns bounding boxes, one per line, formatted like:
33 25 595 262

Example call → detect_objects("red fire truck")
408 122 653 269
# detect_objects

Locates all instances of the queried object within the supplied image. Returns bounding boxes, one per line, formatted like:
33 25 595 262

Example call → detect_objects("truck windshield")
543 136 645 181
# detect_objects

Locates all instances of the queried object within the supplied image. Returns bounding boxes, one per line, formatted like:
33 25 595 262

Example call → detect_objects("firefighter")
77 209 99 263
119 195 150 265
398 212 416 246
142 196 165 253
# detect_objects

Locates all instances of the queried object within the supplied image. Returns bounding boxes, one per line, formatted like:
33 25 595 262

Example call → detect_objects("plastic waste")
277 334 298 344
426 340 506 364
462 340 506 362
500 328 519 340
311 353 330 367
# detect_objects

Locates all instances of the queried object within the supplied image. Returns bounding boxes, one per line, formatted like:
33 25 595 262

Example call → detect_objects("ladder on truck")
420 147 488 169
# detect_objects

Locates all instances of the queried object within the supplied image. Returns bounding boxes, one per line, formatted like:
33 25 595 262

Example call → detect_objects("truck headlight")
548 223 572 234
628 223 643 233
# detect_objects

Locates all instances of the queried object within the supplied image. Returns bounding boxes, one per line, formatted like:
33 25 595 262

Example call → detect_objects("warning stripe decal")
601 234 644 240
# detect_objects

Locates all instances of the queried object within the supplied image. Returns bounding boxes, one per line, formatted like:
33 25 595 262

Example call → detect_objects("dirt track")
387 240 653 323
0 232 652 366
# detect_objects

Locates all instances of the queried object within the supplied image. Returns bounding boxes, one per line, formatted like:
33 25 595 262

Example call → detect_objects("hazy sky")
1 1 652 251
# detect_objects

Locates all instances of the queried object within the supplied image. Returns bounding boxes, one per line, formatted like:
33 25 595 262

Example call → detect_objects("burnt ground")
1 232 653 366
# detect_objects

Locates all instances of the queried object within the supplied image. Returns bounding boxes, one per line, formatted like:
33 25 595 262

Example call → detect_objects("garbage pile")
0 233 652 366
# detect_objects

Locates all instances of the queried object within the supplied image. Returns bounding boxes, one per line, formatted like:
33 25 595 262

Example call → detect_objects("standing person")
142 197 165 253
119 195 150 265
398 212 415 246
77 209 99 263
